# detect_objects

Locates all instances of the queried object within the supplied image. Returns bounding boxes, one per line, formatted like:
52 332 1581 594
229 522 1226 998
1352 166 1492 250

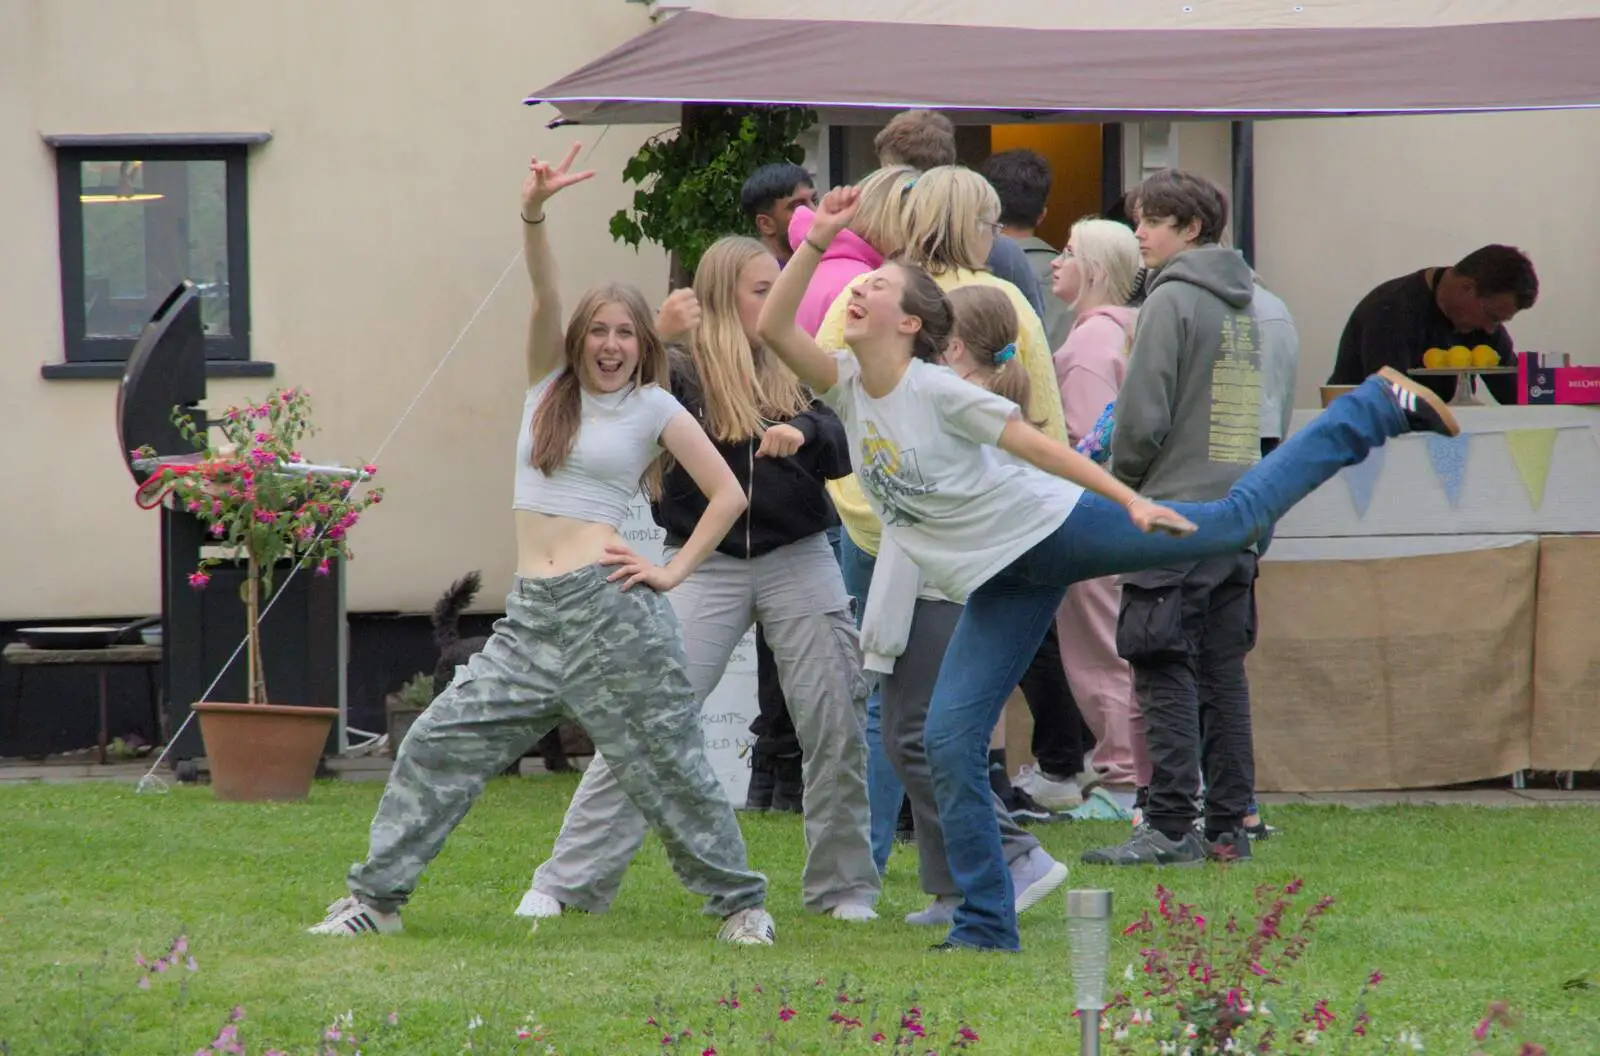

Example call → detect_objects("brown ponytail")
946 285 1042 427
890 260 954 363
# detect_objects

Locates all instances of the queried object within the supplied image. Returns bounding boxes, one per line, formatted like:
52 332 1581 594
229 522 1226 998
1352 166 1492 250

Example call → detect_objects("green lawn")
0 777 1594 1054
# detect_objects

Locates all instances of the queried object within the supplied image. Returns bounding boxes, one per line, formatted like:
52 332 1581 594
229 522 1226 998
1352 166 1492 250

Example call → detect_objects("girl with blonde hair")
311 146 774 945
1014 217 1152 819
521 234 882 924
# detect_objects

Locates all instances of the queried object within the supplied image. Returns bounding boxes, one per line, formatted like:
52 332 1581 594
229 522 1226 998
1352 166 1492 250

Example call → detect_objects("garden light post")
1066 889 1114 1056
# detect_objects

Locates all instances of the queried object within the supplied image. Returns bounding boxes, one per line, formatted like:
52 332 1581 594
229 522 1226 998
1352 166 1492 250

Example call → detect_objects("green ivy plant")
609 105 818 279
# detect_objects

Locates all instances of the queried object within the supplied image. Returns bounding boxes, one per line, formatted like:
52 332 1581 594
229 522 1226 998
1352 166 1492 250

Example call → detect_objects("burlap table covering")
1248 540 1537 792
1530 535 1600 773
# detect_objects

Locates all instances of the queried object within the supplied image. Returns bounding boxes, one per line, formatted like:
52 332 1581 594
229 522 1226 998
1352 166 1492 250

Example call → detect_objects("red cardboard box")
1516 352 1600 405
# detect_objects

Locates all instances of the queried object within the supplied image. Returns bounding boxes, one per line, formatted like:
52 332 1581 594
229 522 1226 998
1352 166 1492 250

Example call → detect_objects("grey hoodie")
1109 245 1263 502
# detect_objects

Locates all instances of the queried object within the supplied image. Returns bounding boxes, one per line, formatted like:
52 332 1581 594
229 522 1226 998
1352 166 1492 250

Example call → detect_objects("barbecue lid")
116 282 208 485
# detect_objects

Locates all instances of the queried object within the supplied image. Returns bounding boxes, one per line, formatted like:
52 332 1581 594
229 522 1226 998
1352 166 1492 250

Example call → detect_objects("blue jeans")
927 375 1407 950
838 529 903 875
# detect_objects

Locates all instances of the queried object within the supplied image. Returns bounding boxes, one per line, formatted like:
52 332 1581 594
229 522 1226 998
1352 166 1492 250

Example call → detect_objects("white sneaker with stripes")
716 906 776 945
307 896 402 937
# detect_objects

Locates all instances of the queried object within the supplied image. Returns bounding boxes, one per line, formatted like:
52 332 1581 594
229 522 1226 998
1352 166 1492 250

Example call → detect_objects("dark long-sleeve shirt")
1329 268 1515 404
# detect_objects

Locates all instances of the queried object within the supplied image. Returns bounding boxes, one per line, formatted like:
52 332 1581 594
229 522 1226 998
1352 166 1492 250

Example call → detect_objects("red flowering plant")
131 387 382 705
1097 881 1549 1055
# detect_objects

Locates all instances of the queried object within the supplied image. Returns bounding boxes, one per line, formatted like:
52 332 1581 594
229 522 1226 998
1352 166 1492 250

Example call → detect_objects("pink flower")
1474 1019 1492 1041
957 1026 979 1041
254 510 278 524
1368 970 1384 986
871 1032 886 1043
1249 962 1269 977
362 464 378 476
1193 914 1207 930
778 1007 797 1022
254 432 271 443
210 523 225 538
1284 878 1304 894
137 976 150 990
188 572 211 589
386 1011 399 1026
701 1049 717 1056
316 559 331 576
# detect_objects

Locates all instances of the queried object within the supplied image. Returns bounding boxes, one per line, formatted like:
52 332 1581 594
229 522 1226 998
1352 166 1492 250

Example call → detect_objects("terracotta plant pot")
193 702 337 802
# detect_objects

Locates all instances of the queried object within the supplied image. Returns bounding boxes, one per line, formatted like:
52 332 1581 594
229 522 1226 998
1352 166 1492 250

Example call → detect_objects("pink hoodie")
1053 305 1138 446
787 205 884 337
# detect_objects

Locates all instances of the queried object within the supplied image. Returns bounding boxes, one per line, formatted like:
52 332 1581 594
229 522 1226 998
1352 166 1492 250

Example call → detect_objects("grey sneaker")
1081 827 1208 867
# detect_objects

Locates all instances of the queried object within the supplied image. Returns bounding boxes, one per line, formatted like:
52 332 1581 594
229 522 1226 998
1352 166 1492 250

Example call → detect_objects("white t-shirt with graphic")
818 349 1084 601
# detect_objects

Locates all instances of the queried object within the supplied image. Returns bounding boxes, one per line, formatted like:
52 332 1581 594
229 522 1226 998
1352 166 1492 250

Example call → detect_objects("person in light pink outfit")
787 165 917 336
1047 217 1151 816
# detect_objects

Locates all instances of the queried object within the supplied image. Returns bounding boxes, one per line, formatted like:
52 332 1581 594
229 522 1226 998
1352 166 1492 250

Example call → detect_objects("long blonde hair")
1068 218 1142 310
902 166 1002 275
946 285 1039 426
530 283 668 474
850 164 917 257
687 236 809 443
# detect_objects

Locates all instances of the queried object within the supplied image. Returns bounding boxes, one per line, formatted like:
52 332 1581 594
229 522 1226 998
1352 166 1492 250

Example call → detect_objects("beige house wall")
0 0 669 621
4 2 1594 624
1254 109 1599 410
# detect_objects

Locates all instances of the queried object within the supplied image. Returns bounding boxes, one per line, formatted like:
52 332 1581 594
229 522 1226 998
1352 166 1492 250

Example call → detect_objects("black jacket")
652 349 851 559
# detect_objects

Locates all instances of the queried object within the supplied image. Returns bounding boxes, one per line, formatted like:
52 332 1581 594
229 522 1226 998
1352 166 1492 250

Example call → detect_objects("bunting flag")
1425 434 1471 508
1505 428 1558 510
1340 444 1386 518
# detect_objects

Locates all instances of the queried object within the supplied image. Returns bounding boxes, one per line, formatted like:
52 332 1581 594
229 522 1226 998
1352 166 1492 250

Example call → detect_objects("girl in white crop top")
755 183 1454 954
309 145 775 948
521 234 881 925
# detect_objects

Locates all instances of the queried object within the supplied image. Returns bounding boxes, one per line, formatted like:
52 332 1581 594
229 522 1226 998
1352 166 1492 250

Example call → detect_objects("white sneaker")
1010 847 1070 914
1014 764 1084 810
904 895 960 926
307 896 402 937
828 901 878 923
513 888 563 919
717 906 776 945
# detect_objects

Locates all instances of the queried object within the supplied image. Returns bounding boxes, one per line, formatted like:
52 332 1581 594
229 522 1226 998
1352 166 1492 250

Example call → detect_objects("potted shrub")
133 386 383 801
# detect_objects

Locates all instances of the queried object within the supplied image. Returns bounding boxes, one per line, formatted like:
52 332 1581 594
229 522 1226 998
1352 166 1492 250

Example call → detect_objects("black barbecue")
117 282 346 761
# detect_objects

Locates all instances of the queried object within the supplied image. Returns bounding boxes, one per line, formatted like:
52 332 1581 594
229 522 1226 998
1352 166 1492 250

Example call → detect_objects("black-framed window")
43 133 272 379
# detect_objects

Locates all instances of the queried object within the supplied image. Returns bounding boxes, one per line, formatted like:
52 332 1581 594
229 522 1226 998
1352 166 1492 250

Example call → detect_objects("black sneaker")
769 753 803 814
741 758 776 812
1006 787 1063 825
1205 828 1253 863
1244 819 1278 840
1378 367 1460 437
1081 827 1207 866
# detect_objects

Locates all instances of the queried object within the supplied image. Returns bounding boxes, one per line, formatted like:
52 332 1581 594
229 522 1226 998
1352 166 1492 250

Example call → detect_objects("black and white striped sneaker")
307 896 402 937
1377 367 1460 437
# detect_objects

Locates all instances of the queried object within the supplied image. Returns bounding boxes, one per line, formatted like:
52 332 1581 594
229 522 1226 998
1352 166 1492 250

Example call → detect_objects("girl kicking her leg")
756 185 1458 952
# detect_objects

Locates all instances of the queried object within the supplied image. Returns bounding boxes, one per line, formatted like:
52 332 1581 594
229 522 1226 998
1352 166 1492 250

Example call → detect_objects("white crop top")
512 368 685 527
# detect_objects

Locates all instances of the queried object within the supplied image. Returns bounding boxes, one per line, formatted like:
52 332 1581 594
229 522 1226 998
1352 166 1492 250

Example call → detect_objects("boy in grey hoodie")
1085 169 1263 867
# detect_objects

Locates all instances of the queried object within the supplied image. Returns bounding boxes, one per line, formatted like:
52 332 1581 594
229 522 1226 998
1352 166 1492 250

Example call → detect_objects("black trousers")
1116 552 1259 836
748 625 800 760
1017 621 1095 779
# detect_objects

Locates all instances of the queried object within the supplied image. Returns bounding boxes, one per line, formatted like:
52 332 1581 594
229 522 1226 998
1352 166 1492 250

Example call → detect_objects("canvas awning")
524 3 1600 126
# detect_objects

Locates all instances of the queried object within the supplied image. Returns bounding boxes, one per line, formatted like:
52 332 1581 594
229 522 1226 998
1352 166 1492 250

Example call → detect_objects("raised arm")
521 144 596 388
756 186 864 394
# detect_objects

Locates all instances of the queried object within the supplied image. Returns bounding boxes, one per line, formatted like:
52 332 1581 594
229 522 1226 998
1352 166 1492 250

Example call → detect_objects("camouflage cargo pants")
346 565 768 918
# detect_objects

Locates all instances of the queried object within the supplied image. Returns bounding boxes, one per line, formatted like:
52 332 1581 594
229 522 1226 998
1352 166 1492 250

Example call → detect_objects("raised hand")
810 185 861 240
655 287 702 343
520 143 596 213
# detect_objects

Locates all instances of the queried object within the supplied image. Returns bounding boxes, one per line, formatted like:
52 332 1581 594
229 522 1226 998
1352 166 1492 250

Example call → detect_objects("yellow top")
819 268 1069 556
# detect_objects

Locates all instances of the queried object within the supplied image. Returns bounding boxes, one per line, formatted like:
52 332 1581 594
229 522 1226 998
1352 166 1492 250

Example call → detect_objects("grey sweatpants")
879 598 1039 896
534 533 877 914
347 567 766 918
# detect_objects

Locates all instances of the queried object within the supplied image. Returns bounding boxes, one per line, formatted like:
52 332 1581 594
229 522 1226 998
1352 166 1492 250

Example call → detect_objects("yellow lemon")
1446 344 1473 369
1421 347 1446 369
1471 344 1500 369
